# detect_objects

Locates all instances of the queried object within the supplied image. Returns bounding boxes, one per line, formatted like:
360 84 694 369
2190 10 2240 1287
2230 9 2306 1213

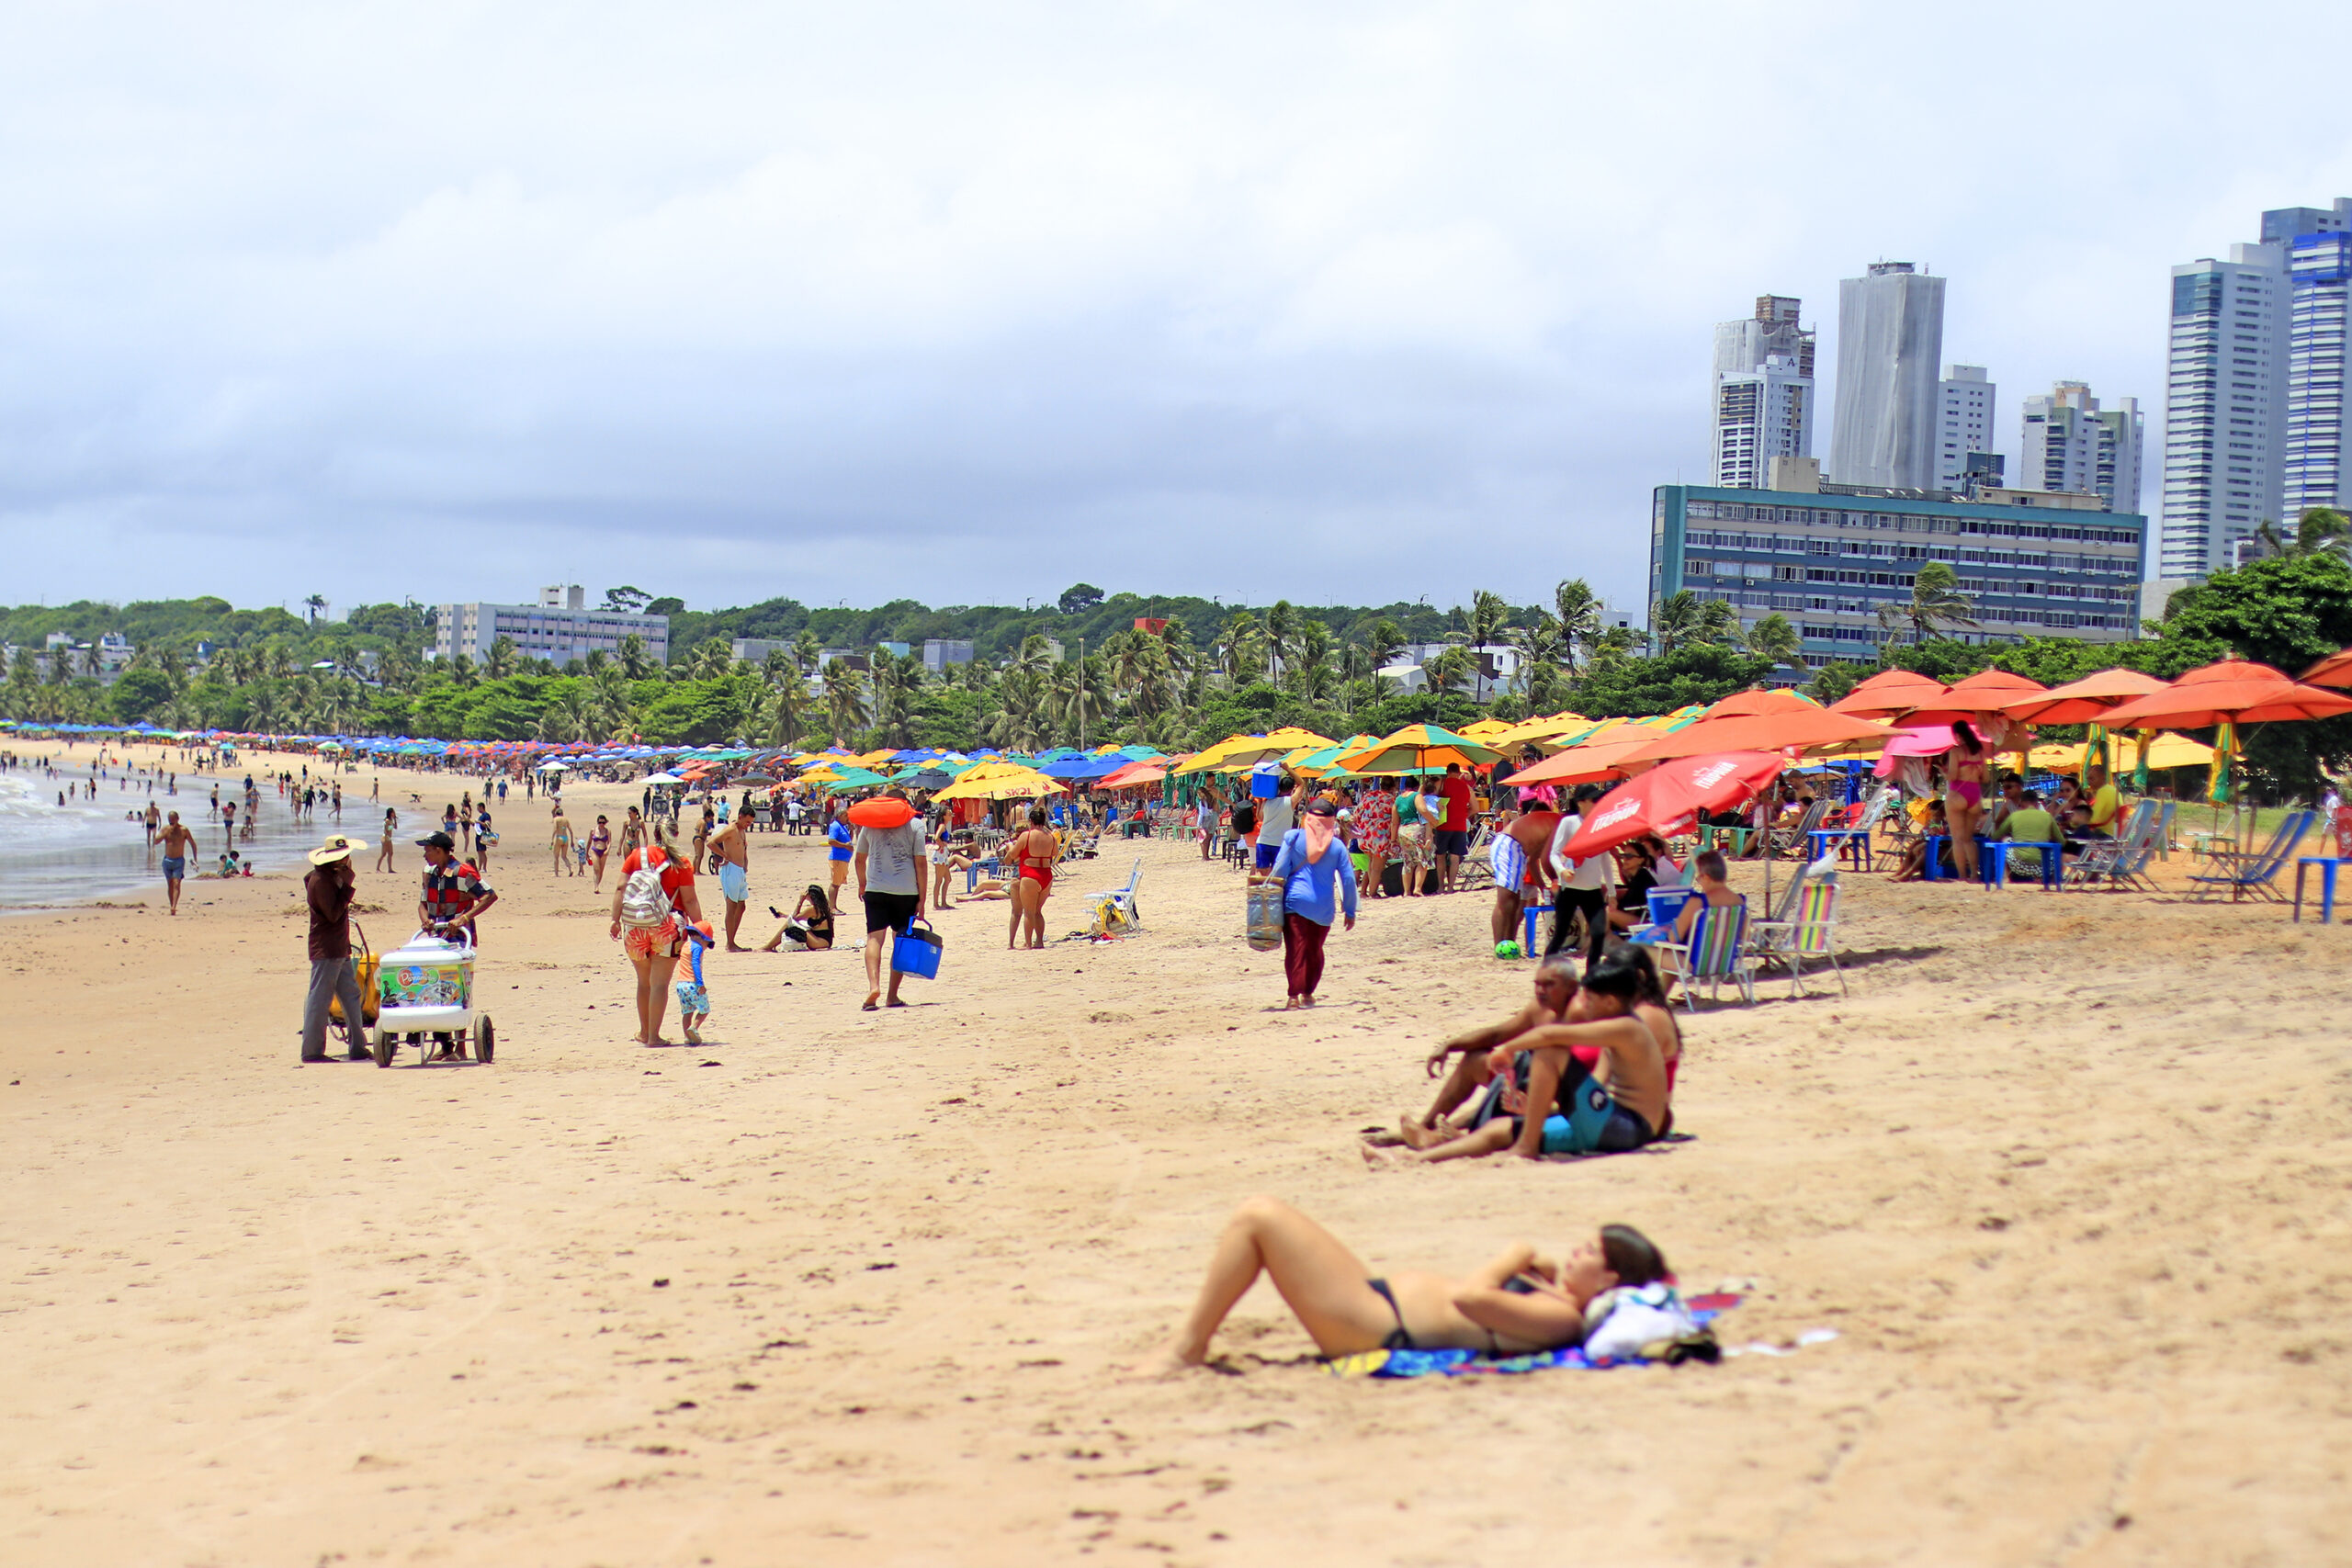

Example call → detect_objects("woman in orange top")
609 820 707 1047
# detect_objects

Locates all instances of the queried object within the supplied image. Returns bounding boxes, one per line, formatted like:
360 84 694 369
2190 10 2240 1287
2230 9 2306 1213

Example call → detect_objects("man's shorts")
1254 842 1279 872
161 857 185 880
1540 1072 1656 1155
1433 829 1470 858
864 891 920 934
1490 834 1528 893
718 862 749 903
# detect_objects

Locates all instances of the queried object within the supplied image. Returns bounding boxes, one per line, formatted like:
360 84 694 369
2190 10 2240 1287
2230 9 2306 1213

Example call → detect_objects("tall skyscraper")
1934 366 1996 491
1830 263 1946 491
1710 296 1815 488
2019 381 2143 513
2286 224 2352 514
2160 244 2288 579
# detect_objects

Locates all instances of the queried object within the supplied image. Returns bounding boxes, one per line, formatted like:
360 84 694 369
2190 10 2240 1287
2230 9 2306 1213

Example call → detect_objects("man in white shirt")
1544 784 1613 971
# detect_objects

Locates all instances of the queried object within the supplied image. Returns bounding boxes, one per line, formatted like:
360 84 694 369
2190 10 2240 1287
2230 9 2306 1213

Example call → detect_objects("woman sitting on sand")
762 884 835 952
1130 1196 1669 1376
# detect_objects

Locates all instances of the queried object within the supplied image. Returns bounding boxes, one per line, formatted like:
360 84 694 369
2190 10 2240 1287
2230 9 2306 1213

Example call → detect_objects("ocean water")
0 768 368 910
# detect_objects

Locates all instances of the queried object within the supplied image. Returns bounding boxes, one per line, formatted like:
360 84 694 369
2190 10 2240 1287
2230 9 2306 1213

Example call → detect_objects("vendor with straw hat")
300 834 369 1066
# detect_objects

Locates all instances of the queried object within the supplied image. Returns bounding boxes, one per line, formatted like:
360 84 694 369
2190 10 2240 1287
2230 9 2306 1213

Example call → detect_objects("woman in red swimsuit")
1007 805 1058 950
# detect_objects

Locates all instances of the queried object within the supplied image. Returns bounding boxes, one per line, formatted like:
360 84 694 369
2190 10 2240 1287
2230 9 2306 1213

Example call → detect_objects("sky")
6 2 2352 625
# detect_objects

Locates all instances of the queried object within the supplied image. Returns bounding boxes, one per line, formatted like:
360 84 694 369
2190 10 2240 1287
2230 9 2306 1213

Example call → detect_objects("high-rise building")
1710 296 1815 488
1649 474 2146 670
435 597 671 668
1830 264 1947 491
2286 222 2352 515
2018 381 2143 513
2159 244 2288 578
1935 366 1996 492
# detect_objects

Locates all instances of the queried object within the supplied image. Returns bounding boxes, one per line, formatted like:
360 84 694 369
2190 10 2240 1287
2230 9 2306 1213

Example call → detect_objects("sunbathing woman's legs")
1130 1196 1408 1377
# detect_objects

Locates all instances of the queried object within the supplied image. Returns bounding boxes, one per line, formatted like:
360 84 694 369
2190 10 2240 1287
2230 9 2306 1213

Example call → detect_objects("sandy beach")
5 741 2351 1565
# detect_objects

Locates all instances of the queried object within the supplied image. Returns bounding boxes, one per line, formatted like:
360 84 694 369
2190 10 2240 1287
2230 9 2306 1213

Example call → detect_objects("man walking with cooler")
1434 761 1476 893
854 789 928 1012
300 834 370 1064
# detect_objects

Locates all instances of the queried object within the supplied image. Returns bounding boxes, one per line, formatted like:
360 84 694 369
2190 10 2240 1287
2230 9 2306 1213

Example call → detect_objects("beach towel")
1329 1291 1739 1379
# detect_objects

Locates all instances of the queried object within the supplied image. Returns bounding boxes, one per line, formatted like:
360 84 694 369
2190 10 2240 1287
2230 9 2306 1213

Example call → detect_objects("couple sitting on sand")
1363 943 1679 1165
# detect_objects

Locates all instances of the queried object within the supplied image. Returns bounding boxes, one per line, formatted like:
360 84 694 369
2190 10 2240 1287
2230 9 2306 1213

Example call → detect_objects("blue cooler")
891 919 944 979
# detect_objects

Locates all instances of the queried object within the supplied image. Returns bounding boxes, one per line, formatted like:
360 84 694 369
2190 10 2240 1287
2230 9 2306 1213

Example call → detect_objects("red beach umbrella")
1615 707 1894 766
1828 670 1950 719
2299 648 2352 689
1556 751 1789 860
2101 660 2352 728
1996 668 2170 726
1702 688 1822 719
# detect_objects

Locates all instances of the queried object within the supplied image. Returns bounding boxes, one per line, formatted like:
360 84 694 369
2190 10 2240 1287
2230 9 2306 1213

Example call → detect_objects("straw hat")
307 834 357 866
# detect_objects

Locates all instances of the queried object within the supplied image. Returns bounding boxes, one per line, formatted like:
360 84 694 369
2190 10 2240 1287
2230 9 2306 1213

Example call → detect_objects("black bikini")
1365 1278 1418 1350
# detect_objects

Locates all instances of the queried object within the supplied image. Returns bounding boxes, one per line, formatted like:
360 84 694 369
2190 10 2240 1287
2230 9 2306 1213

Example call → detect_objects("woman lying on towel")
1127 1198 1668 1376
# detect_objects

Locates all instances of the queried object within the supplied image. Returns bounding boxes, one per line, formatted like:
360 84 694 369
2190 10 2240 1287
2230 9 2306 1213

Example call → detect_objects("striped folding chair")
1655 900 1755 1011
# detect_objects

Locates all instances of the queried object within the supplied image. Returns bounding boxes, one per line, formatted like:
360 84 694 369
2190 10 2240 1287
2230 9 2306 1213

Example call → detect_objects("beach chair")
1747 854 1823 968
1654 900 1756 1011
2065 800 2157 891
1769 874 1845 998
2186 811 2315 904
1767 796 1833 860
1086 855 1145 930
1455 821 1498 890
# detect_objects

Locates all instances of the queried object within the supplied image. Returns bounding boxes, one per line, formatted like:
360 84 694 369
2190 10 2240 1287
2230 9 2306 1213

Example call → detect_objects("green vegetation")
6 552 2349 797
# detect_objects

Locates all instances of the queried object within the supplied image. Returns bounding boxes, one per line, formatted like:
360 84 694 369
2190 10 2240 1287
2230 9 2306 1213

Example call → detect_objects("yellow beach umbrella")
1332 724 1503 775
1455 718 1516 741
933 766 1068 802
1490 712 1591 750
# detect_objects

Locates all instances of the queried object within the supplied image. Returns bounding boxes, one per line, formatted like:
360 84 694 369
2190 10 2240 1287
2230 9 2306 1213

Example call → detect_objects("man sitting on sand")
1402 954 1580 1140
1371 949 1667 1164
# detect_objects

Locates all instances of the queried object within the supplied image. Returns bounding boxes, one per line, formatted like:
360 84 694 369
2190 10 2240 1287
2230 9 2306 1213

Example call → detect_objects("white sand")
4 745 2349 1564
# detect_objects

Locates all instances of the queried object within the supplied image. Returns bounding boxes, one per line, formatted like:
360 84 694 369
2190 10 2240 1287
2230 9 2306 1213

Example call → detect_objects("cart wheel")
477 1016 495 1064
372 1027 393 1068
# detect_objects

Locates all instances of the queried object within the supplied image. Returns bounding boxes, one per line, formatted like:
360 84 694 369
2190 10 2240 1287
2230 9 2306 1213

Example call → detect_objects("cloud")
2 1 2350 619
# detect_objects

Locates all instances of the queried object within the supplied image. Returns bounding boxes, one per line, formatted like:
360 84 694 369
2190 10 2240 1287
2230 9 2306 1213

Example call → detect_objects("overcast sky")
6 3 2352 624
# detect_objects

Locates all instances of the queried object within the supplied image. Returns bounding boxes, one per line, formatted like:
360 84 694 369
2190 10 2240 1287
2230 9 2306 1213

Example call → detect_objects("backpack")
619 850 674 930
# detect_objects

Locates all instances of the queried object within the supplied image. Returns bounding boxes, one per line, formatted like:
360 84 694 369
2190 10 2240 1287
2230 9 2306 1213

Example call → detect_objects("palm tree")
1289 620 1334 699
823 665 870 743
1695 599 1743 645
1649 592 1703 655
262 642 294 683
484 636 520 681
1425 643 1478 697
689 639 734 681
617 634 657 681
1468 590 1510 656
1553 579 1601 674
1363 616 1407 679
987 667 1046 751
760 673 811 749
1216 614 1265 688
537 690 591 742
2249 506 2352 560
79 644 104 680
1878 561 1978 647
590 666 639 739
1263 602 1296 684
1050 655 1113 745
1745 612 1803 669
791 630 822 681
1511 621 1567 710
303 593 328 624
